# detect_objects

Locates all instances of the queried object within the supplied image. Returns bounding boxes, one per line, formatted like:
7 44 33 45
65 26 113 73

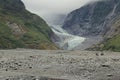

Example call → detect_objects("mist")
22 0 99 25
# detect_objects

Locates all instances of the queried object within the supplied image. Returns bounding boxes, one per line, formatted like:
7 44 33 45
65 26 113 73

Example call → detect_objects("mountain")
94 15 120 51
0 0 57 49
62 0 120 51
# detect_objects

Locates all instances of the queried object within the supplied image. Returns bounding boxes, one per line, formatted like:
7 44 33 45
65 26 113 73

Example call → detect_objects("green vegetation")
97 16 120 52
0 20 24 48
0 0 57 49
103 35 120 52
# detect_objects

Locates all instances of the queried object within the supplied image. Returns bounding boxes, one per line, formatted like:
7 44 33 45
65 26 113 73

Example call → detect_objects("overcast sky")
22 0 98 25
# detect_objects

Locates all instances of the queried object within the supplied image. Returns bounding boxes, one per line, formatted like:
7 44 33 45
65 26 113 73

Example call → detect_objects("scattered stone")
107 74 113 77
29 66 32 69
96 53 99 56
0 50 119 80
101 52 104 56
101 64 110 68
5 69 8 71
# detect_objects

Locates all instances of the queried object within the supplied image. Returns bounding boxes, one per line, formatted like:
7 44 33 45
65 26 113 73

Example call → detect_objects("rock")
0 50 120 80
101 64 110 68
107 74 113 77
63 0 120 37
101 52 104 56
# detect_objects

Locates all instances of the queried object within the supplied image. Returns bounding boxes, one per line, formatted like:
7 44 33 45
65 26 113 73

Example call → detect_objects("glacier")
51 25 86 50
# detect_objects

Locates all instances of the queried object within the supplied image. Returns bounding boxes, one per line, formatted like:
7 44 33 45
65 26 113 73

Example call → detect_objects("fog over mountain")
22 0 99 25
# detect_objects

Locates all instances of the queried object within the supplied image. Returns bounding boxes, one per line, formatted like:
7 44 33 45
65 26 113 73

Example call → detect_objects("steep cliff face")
93 16 120 51
62 0 120 51
0 0 57 49
63 0 120 37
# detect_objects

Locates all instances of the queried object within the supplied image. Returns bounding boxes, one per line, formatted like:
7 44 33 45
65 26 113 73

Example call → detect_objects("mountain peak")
0 0 25 12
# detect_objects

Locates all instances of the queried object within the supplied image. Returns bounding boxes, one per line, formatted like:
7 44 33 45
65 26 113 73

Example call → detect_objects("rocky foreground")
0 49 120 80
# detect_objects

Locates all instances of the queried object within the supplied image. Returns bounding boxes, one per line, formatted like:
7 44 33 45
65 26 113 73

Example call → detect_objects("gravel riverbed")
0 49 120 80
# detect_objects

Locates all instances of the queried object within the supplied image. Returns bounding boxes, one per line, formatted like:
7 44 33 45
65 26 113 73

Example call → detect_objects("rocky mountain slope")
0 0 57 49
93 16 120 51
62 0 120 51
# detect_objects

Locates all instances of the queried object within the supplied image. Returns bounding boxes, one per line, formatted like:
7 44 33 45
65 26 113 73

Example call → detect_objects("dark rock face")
0 0 25 12
62 0 120 37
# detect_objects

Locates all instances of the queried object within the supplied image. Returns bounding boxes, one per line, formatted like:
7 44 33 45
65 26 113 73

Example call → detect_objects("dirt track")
0 49 120 80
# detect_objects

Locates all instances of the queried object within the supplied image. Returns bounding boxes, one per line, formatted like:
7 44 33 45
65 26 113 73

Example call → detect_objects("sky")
22 0 98 25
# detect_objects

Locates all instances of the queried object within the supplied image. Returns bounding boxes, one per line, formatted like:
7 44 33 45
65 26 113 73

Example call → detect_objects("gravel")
0 49 120 80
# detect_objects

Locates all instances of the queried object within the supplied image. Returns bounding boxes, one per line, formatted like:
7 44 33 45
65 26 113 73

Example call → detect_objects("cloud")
21 0 99 25
22 0 94 14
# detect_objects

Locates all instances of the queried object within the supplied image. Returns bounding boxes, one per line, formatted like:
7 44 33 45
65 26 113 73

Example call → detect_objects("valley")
0 0 120 80
1 0 120 51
